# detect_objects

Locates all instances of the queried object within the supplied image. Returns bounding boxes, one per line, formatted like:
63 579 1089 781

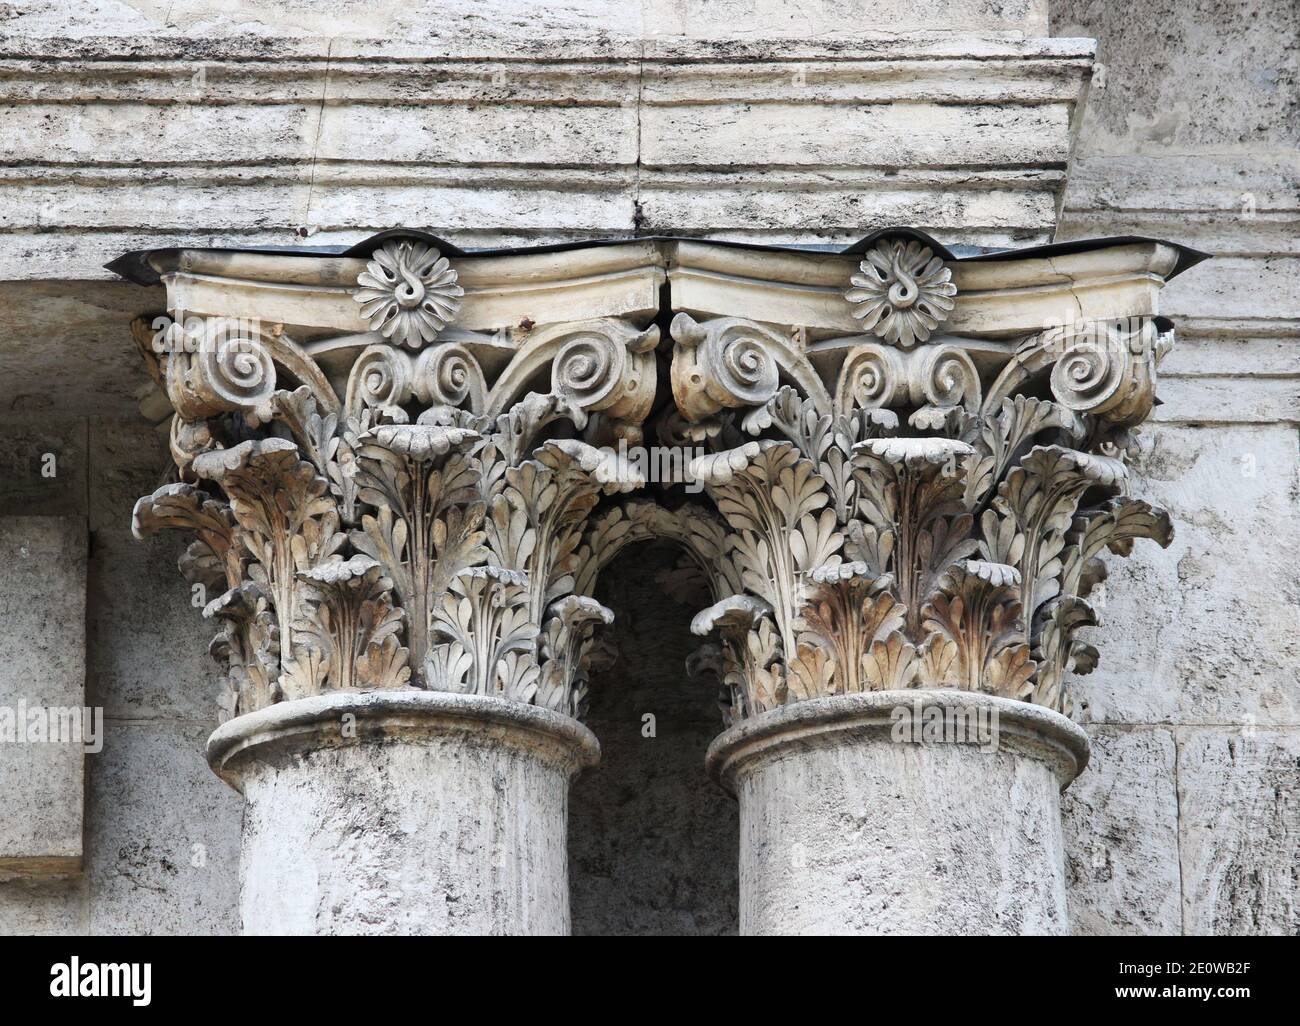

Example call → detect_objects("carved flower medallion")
845 238 957 348
355 239 464 349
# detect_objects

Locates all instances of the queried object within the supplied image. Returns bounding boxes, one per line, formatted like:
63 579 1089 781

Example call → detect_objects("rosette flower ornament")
354 239 465 349
845 238 957 348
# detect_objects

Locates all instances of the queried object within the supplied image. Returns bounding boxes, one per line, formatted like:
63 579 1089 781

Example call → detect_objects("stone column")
671 236 1191 936
129 235 659 934
706 691 1089 935
208 691 597 935
122 228 1197 936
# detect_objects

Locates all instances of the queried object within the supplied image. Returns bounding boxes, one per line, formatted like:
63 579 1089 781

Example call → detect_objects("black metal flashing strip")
105 226 1211 287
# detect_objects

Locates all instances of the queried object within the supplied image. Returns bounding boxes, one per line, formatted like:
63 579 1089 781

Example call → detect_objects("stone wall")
0 0 1295 934
1053 0 1299 935
571 543 739 935
0 417 241 933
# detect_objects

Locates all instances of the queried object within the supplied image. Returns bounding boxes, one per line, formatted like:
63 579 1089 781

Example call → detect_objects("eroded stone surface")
1055 0 1298 149
0 419 239 933
1069 425 1300 727
86 722 241 935
1063 727 1182 935
222 695 592 936
0 283 167 420
0 876 88 935
728 708 1074 935
0 418 87 516
0 516 87 875
0 0 1294 938
4 1 1050 42
1177 729 1300 935
1053 0 1298 939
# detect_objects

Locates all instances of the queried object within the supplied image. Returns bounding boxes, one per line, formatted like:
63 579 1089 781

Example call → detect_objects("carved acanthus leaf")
980 444 1128 635
191 439 347 690
132 232 1183 727
664 285 1175 720
132 481 244 591
919 561 1035 697
537 594 615 719
426 565 537 697
135 295 659 719
282 555 411 698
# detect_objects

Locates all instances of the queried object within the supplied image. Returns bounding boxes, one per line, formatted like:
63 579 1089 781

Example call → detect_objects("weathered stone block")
0 418 87 517
1070 424 1300 727
2 1 1051 43
641 100 1072 171
0 516 88 877
1177 729 1300 935
1063 727 1182 934
86 721 241 935
1054 0 1298 150
0 876 88 935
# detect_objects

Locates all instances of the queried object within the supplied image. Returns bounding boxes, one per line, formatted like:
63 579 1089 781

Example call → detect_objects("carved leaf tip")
855 436 975 466
687 441 766 485
691 594 775 637
540 438 647 493
360 423 480 461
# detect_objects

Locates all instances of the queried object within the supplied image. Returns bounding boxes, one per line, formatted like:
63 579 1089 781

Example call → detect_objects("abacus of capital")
120 230 1203 934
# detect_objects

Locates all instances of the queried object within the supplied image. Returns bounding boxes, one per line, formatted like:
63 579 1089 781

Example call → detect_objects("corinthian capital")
120 229 1202 732
129 234 662 721
668 235 1190 723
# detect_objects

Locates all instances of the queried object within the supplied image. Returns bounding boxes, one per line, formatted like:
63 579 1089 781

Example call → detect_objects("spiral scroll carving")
136 315 660 722
346 343 413 416
671 313 780 421
414 344 486 412
129 232 1185 733
835 343 907 413
913 345 980 410
715 332 779 406
1049 327 1131 415
553 333 627 411
196 334 277 411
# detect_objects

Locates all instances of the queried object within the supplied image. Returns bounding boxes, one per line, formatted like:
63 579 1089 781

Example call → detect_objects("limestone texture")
0 0 1295 937
210 692 598 935
0 515 87 876
709 692 1089 935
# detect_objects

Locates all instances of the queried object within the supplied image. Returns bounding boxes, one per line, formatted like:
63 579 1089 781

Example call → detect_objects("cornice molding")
0 36 1095 65
0 34 1099 281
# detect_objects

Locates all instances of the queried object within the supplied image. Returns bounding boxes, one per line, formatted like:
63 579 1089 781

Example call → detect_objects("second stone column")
706 690 1089 935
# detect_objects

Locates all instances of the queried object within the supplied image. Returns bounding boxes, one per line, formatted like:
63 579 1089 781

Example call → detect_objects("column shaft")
208 691 599 935
707 691 1089 935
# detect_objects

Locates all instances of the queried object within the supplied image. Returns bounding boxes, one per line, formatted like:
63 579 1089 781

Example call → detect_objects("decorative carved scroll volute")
672 239 1177 725
131 236 656 722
